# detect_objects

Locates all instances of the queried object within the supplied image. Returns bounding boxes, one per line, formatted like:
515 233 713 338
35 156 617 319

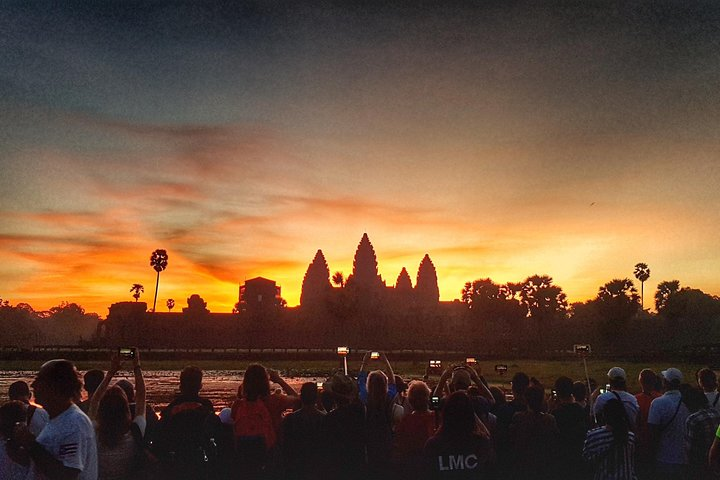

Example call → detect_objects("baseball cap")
661 368 683 384
607 367 626 380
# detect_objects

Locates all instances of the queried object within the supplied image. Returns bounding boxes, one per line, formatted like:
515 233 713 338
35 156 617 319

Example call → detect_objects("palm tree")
166 298 175 311
130 284 144 302
633 262 651 310
150 249 169 312
332 271 345 288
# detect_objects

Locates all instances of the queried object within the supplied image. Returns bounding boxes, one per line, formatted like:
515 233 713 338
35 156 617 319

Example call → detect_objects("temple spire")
395 267 412 291
300 249 331 307
415 254 439 304
348 233 382 288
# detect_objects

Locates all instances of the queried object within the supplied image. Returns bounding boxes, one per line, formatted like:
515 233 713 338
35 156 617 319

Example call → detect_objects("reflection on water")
0 370 320 414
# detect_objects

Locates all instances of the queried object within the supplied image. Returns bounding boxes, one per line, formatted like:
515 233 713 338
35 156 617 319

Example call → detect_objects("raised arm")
381 352 395 386
133 349 146 419
433 366 453 397
467 366 495 405
268 369 297 396
89 354 122 420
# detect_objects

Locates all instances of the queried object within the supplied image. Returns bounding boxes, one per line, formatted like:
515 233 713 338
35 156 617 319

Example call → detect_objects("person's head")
697 368 717 392
114 379 135 403
0 401 26 439
683 386 709 413
8 381 31 403
32 359 83 409
83 369 105 396
450 368 472 392
554 376 574 401
603 399 629 445
572 381 588 404
440 391 477 437
511 372 530 397
319 389 336 412
525 385 546 413
300 382 318 407
179 365 203 396
407 380 431 412
607 367 627 391
638 369 658 393
97 386 131 447
326 374 358 406
661 368 683 391
367 370 388 410
242 364 270 401
489 386 507 407
395 375 408 395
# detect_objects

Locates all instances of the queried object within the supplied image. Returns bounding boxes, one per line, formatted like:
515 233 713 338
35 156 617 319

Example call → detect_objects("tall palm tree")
150 249 169 312
332 271 345 288
633 263 651 310
166 298 175 311
130 284 144 302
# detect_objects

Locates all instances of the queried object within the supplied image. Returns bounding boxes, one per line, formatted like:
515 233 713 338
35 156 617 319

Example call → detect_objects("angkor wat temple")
97 234 465 349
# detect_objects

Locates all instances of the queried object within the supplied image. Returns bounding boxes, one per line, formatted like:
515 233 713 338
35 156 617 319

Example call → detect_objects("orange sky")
1 4 719 315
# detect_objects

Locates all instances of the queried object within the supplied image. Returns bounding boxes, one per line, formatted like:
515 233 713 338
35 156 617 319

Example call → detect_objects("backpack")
231 398 276 450
154 400 219 480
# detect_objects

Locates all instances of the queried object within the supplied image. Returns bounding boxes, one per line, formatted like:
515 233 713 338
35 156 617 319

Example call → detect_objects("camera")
370 351 380 360
337 346 349 356
429 360 442 370
430 396 441 410
495 364 508 374
573 344 591 355
118 347 135 359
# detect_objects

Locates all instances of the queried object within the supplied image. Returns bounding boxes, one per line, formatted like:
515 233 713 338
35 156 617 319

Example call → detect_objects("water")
0 370 319 414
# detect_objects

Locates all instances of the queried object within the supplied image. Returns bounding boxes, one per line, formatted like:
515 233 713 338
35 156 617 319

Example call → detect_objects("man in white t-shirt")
648 367 689 480
12 359 98 480
8 380 49 436
592 367 640 428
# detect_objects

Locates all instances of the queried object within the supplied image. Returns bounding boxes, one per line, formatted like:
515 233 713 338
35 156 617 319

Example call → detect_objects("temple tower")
415 254 440 305
300 249 331 307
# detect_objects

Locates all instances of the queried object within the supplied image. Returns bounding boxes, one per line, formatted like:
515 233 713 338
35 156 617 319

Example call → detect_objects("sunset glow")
2 3 719 315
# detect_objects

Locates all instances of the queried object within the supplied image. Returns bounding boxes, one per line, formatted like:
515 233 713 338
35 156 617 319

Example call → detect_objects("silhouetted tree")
332 271 345 288
634 262 651 310
655 280 680 313
150 249 169 312
594 278 640 342
166 298 175 311
520 275 568 350
130 284 144 302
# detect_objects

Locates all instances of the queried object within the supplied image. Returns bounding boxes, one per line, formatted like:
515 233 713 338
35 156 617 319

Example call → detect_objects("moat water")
0 370 322 413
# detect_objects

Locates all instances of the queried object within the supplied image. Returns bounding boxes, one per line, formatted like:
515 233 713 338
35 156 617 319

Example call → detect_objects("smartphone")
370 351 380 360
118 347 135 359
430 396 441 410
465 357 477 365
429 360 442 369
495 364 508 374
337 346 349 356
573 344 591 355
316 382 323 390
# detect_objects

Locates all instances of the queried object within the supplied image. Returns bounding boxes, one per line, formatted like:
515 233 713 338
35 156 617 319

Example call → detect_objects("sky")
1 2 719 315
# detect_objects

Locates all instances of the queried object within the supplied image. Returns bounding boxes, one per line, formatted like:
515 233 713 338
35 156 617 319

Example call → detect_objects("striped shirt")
583 426 637 480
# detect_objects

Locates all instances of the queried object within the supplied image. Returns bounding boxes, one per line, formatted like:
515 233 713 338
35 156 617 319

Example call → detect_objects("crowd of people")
2 350 720 480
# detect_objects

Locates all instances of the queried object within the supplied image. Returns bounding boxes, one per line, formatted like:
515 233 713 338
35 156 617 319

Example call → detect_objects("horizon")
2 3 719 315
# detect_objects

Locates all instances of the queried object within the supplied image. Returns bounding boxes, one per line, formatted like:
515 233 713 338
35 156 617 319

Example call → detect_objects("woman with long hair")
583 398 637 480
423 391 494 479
89 350 148 480
231 363 298 476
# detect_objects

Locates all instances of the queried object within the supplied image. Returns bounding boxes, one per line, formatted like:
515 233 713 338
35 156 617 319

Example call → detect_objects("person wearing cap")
592 367 640 428
648 367 689 479
321 374 366 479
11 359 98 479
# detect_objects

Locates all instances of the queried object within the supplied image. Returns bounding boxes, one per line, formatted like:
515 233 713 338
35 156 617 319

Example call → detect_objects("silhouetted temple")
97 233 462 349
300 233 441 310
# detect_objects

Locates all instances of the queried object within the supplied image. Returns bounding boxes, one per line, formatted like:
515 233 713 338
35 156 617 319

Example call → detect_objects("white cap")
607 367 626 380
661 368 683 384
219 407 233 425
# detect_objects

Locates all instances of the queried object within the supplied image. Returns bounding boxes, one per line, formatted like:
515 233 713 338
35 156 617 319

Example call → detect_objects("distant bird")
590 202 596 206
